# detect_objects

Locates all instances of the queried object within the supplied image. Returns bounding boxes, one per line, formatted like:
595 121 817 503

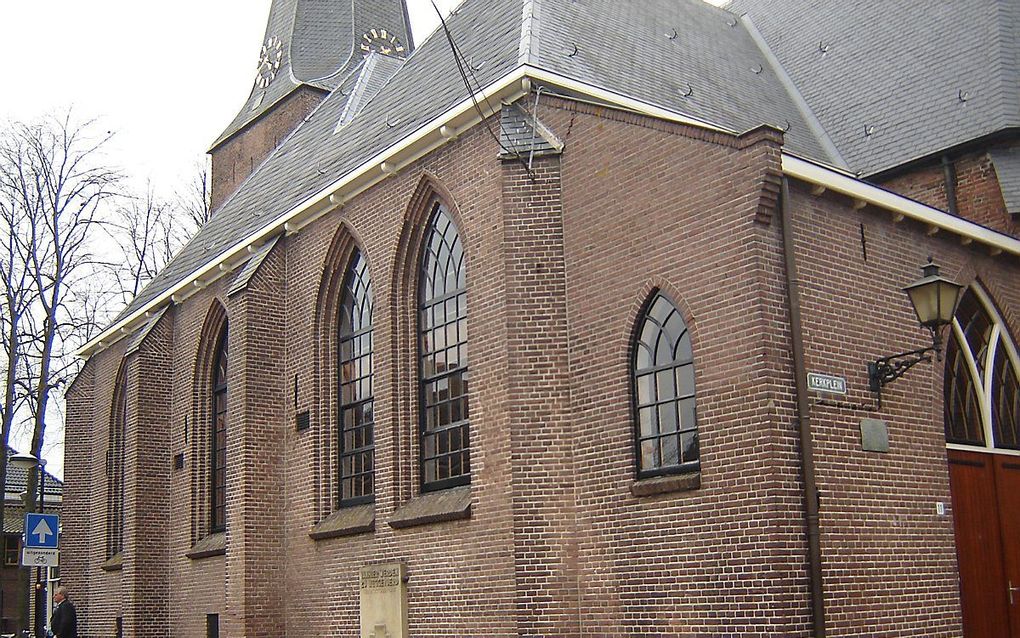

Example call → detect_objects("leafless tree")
0 111 120 512
177 158 212 231
103 160 210 306
102 185 178 305
0 176 38 508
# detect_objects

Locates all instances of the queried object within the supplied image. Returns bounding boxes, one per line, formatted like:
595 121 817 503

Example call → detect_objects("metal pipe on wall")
779 177 826 636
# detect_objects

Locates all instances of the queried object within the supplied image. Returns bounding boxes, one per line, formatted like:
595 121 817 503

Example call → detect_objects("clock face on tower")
255 36 284 88
360 28 405 57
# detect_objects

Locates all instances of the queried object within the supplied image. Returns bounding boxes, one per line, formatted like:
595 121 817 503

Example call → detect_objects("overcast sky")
1 0 463 195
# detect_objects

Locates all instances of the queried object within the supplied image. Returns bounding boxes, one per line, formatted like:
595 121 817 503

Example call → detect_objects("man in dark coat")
49 586 77 638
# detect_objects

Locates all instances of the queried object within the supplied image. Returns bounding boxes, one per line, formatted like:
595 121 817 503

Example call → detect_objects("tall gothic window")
106 365 127 558
418 203 470 491
338 248 375 505
945 287 1020 450
211 325 228 532
633 292 699 477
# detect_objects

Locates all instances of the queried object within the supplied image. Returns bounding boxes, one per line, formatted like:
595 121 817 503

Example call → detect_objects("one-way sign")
24 513 59 549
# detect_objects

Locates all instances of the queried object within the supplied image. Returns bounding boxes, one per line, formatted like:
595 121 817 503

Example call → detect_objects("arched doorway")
946 286 1020 637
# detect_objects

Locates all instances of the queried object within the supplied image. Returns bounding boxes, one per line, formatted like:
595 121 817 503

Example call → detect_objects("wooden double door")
950 449 1020 637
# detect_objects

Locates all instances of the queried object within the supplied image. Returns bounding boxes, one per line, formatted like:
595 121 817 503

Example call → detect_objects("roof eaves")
783 152 1020 257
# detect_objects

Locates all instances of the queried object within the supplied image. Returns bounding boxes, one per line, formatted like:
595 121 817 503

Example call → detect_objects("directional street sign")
24 513 59 549
21 548 58 568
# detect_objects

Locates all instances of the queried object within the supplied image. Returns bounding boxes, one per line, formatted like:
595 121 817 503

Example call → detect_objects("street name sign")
21 548 58 567
24 513 59 549
807 372 847 395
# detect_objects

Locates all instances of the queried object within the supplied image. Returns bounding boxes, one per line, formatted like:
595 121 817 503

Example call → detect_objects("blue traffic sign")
24 513 58 549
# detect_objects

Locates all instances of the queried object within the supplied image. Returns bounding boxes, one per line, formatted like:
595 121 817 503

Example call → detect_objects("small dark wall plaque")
173 453 185 470
860 418 889 453
296 410 311 432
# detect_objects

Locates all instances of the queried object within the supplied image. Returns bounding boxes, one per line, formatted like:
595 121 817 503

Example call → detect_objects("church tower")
208 0 413 211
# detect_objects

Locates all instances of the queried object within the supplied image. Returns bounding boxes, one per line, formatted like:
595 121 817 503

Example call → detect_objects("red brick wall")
122 313 174 638
547 100 813 637
878 149 1020 238
63 94 1020 637
62 361 95 634
209 87 326 213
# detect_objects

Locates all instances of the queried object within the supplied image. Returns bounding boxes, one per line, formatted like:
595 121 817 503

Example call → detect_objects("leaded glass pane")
991 347 1020 450
419 204 470 490
211 325 228 532
338 248 375 505
633 292 699 477
106 368 127 558
944 324 984 445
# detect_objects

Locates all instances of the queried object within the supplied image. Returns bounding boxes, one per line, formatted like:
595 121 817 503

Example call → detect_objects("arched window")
945 288 1020 450
633 292 698 477
418 203 470 491
211 324 228 532
338 248 374 505
106 364 127 558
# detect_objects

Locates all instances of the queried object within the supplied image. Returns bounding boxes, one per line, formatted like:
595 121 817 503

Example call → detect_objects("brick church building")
63 0 1020 636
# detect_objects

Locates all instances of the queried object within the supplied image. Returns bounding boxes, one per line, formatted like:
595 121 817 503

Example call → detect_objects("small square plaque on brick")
860 418 889 453
360 562 408 638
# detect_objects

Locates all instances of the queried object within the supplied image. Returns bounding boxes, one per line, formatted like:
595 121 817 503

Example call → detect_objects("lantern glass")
902 262 963 329
9 452 39 470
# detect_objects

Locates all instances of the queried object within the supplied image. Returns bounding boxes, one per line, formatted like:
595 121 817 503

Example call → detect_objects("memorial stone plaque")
360 563 408 638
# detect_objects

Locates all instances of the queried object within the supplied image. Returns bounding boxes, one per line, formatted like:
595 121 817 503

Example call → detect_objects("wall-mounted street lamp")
868 259 964 393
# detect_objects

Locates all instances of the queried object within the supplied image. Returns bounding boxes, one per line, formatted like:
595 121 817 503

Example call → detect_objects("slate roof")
728 0 1020 177
531 0 832 161
499 103 563 158
109 0 847 328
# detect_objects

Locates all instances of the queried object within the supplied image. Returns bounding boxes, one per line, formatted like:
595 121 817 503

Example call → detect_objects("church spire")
209 0 413 211
211 0 413 151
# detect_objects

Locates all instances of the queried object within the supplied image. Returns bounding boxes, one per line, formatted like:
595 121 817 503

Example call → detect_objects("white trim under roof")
783 153 1020 258
78 65 1020 358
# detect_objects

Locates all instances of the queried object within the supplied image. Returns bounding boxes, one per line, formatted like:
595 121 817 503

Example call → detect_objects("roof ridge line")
518 0 537 65
740 13 848 170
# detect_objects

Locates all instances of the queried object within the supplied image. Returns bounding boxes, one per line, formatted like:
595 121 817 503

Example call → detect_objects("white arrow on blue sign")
24 513 59 549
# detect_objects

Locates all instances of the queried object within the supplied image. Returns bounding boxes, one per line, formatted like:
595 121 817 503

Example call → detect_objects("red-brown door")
949 449 1020 637
994 456 1020 636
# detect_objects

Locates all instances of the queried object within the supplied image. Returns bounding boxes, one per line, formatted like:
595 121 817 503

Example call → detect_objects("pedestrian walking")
49 587 76 638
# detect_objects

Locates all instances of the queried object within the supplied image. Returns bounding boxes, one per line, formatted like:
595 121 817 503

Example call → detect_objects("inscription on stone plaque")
359 563 408 638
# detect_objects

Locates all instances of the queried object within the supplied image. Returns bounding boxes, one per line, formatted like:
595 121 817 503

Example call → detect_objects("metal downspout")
942 155 958 216
780 177 826 636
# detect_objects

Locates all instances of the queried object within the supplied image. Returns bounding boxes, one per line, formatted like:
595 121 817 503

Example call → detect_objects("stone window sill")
186 532 226 560
389 485 472 529
630 472 701 497
310 503 375 540
100 552 123 572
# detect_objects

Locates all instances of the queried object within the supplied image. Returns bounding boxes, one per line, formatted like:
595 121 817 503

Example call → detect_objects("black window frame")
337 247 375 507
210 324 228 533
106 366 128 558
631 292 700 479
417 202 470 492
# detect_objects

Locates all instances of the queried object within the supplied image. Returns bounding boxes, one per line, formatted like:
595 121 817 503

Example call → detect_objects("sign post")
22 513 59 568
